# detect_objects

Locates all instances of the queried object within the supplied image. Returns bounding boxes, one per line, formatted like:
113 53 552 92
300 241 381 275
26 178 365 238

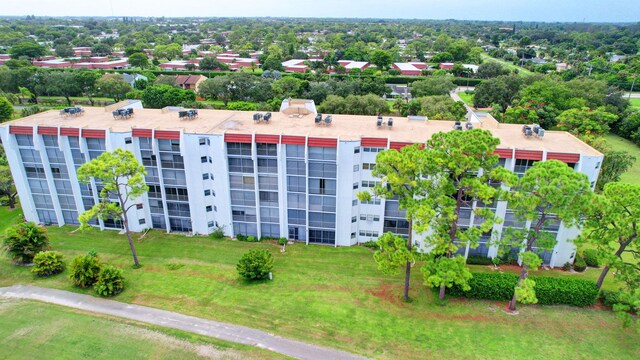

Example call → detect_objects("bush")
94 265 125 297
534 277 598 307
237 234 259 242
361 241 379 250
210 227 225 240
21 105 44 117
227 101 257 111
69 252 102 288
235 234 246 241
246 236 258 242
448 272 518 300
573 256 587 272
236 249 274 280
2 222 50 264
277 237 288 246
562 262 571 271
582 249 599 267
32 251 65 277
466 255 494 265
448 272 598 307
600 290 622 308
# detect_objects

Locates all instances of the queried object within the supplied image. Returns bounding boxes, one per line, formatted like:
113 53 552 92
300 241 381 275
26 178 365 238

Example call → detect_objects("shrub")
227 101 257 111
2 222 50 264
573 256 587 272
448 272 598 307
448 272 518 300
277 237 288 246
235 234 246 241
21 105 43 117
246 235 258 242
32 251 65 277
236 249 274 280
562 262 571 271
600 290 622 308
210 227 225 240
361 241 379 250
94 265 125 297
534 277 598 307
582 249 599 267
466 255 494 265
69 252 102 288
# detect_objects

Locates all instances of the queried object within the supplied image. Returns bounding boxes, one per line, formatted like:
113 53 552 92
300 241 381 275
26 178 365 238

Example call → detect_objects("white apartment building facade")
0 101 603 267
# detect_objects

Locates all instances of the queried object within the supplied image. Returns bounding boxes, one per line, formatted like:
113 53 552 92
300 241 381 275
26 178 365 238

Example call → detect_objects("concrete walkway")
0 285 366 360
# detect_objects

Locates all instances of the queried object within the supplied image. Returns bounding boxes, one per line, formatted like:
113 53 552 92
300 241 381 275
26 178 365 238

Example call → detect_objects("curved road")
0 285 366 360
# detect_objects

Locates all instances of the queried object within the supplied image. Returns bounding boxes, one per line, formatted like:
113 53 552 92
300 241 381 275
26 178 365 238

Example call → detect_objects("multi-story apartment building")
0 100 603 267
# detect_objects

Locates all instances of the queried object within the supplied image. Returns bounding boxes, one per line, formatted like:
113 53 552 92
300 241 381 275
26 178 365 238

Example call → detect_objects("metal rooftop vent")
112 107 134 119
178 109 198 120
60 106 85 117
523 124 544 139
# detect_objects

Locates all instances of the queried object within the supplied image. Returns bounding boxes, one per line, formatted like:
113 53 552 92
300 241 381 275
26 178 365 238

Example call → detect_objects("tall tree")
46 71 81 107
584 182 640 290
127 52 149 69
357 144 429 302
96 74 132 102
421 129 516 300
9 42 48 59
369 49 393 70
77 149 148 267
74 70 100 106
501 160 591 311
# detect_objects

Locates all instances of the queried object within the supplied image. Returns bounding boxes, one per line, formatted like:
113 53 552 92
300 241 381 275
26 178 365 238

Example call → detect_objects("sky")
1 0 639 22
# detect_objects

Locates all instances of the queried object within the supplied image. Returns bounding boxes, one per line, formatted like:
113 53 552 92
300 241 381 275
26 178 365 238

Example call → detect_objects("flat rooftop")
1 106 601 156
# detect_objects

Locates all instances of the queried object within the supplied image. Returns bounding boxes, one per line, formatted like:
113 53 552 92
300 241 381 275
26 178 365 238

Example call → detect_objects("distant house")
159 60 194 71
71 59 128 70
282 59 308 73
337 60 370 73
439 63 479 73
392 62 426 76
156 74 207 92
121 73 148 87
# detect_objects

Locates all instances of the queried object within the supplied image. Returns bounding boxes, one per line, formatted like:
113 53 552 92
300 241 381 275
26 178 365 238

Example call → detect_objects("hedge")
447 272 598 307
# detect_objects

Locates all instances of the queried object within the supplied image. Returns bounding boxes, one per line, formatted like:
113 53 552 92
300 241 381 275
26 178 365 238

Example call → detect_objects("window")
353 182 359 189
201 156 212 163
206 205 213 212
230 190 256 206
258 175 278 191
136 203 143 210
199 137 210 146
286 160 306 175
214 205 217 211
361 198 381 205
139 218 146 225
287 193 305 209
351 232 356 239
308 229 335 245
309 178 336 195
595 161 601 169
352 199 358 206
351 216 357 223
309 212 336 228
125 137 132 144
260 207 279 223
208 221 215 228
287 209 306 225
286 145 305 158
259 191 278 206
309 195 336 212
353 164 359 172
361 181 379 188
204 189 211 196
257 143 277 156
308 146 337 161
309 162 336 178
257 158 277 173
514 159 537 174
354 146 360 154
227 142 251 156
363 147 384 153
362 163 376 170
228 158 254 173
359 230 379 237
287 176 306 193
203 173 210 180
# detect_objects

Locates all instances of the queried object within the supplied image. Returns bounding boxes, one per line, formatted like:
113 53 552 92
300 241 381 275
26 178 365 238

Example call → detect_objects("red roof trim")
494 148 513 159
224 133 252 143
281 135 306 145
515 149 543 161
389 141 415 150
37 126 58 135
307 137 337 148
154 130 180 140
60 128 80 136
132 128 152 138
547 152 580 163
9 126 33 135
361 137 388 147
254 134 279 144
81 129 106 138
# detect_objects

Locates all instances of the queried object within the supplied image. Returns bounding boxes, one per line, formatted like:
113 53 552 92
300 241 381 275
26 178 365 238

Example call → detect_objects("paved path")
0 285 366 360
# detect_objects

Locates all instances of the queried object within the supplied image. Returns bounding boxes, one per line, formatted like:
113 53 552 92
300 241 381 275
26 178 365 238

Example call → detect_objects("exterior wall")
0 122 603 267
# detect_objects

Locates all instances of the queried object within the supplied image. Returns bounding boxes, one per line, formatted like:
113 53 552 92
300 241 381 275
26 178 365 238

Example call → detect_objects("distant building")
282 59 308 73
121 73 148 87
156 74 207 92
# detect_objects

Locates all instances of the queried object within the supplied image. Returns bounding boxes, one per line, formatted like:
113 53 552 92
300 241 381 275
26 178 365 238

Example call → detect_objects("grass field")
603 133 640 185
630 98 640 109
457 92 475 106
0 205 637 359
0 299 282 359
481 55 534 76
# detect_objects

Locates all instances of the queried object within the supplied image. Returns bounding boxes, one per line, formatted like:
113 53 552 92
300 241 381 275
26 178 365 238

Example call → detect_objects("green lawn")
603 133 640 185
481 55 534 76
630 98 640 109
0 214 637 359
457 92 475 107
0 299 283 359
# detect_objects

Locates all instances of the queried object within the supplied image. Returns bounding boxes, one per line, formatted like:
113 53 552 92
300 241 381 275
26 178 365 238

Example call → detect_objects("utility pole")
629 74 637 99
